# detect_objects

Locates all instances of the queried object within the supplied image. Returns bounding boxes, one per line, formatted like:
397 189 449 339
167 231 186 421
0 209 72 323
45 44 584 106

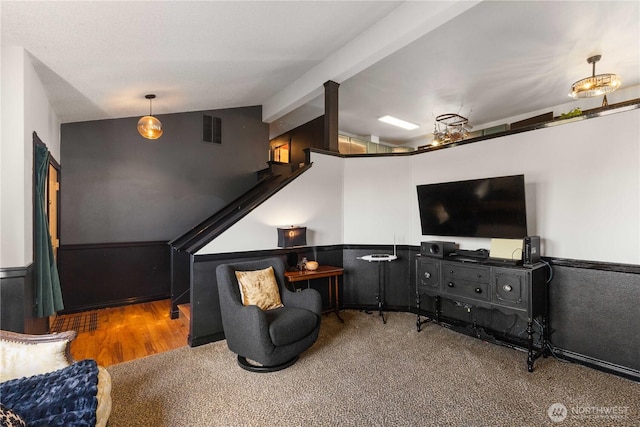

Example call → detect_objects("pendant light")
569 55 621 107
137 94 163 139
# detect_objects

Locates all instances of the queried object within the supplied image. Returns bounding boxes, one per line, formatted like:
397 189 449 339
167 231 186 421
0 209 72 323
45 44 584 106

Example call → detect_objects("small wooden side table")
284 265 344 322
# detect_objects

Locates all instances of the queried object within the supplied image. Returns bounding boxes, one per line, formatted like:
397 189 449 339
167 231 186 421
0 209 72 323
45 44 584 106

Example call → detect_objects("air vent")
203 115 222 144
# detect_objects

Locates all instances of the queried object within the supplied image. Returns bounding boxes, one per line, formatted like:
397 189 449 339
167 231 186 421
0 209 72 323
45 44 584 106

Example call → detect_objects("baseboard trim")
58 294 170 315
550 348 640 382
341 304 409 313
409 306 639 382
189 331 225 347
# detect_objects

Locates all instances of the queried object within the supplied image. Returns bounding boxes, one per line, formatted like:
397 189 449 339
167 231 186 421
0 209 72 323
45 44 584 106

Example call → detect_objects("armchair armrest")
0 330 76 382
281 287 322 316
220 301 274 355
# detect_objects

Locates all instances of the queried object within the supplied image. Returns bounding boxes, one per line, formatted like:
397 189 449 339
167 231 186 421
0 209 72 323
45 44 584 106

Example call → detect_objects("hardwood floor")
66 299 189 367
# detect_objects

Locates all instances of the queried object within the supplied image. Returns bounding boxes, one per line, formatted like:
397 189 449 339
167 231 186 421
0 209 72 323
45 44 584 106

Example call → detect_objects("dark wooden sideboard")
415 254 549 372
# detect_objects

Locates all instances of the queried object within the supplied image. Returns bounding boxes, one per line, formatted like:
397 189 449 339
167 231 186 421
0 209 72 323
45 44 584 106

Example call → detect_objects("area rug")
51 311 98 333
107 310 639 426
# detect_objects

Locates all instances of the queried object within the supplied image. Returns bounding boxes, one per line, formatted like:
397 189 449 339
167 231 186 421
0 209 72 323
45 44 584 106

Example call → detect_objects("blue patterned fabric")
0 359 98 427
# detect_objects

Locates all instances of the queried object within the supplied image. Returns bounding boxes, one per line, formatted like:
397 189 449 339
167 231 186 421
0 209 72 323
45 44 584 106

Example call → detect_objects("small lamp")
277 226 307 269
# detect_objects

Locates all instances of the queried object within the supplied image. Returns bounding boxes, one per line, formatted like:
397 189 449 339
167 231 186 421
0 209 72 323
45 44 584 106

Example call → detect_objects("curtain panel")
34 140 64 316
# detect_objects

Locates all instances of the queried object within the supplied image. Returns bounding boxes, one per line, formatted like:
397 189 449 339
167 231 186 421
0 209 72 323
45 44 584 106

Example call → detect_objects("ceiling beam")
262 0 482 124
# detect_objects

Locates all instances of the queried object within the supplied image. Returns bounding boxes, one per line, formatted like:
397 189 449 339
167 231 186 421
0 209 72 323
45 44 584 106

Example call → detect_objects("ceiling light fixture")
378 115 420 130
431 113 470 146
137 94 163 139
569 55 621 107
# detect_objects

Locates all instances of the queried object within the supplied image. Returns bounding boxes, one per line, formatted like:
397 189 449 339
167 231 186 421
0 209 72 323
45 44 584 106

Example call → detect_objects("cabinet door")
492 268 529 310
416 257 440 295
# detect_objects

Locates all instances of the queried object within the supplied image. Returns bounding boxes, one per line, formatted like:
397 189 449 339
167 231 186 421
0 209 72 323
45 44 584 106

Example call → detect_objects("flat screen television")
417 174 527 239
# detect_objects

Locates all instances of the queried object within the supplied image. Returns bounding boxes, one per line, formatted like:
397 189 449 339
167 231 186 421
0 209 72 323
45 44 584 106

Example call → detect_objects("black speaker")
523 236 541 266
421 241 456 258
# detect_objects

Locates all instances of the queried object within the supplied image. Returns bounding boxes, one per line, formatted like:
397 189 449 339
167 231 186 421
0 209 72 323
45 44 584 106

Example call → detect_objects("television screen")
417 175 527 239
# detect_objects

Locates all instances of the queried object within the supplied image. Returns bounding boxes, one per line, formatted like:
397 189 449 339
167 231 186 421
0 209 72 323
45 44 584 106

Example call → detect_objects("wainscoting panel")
342 246 412 311
0 264 47 334
57 241 170 313
187 244 639 380
548 264 640 375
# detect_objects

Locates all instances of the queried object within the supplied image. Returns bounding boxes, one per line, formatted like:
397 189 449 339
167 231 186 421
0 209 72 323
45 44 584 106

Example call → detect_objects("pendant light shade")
137 94 163 139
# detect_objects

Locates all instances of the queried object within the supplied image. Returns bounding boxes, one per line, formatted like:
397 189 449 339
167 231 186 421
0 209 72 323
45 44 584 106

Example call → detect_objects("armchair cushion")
235 266 284 310
266 306 319 346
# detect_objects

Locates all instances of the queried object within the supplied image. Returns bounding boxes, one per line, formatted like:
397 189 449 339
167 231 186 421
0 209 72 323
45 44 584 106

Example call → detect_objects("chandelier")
569 55 621 106
431 113 469 146
137 94 163 140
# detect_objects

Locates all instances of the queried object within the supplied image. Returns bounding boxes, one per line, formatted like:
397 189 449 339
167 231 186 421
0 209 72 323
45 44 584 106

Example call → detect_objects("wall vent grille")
203 115 222 144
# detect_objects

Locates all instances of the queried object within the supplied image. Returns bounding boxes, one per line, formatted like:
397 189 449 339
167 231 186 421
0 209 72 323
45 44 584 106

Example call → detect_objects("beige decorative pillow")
235 266 284 310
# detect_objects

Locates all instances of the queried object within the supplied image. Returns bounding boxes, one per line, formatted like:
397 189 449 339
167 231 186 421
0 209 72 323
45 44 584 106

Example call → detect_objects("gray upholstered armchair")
216 257 322 372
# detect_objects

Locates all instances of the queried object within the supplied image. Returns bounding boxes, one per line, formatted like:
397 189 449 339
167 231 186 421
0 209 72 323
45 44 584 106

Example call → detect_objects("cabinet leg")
541 315 548 358
416 292 436 332
416 292 422 332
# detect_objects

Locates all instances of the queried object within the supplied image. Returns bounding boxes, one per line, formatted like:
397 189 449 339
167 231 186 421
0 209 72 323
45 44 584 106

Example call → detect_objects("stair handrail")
170 163 312 253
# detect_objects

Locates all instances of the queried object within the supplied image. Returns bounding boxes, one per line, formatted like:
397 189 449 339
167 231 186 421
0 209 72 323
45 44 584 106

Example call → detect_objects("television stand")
415 254 550 372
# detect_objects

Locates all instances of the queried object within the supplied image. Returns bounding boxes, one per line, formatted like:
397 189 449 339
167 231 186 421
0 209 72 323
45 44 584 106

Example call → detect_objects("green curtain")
34 143 64 316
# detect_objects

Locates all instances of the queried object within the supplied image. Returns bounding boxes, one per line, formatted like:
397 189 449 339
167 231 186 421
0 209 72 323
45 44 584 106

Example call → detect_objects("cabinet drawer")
416 258 440 292
492 268 529 309
443 263 490 284
442 278 490 301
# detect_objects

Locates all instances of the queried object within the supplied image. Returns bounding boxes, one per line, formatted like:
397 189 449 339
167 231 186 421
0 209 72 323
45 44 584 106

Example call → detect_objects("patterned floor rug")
51 311 98 333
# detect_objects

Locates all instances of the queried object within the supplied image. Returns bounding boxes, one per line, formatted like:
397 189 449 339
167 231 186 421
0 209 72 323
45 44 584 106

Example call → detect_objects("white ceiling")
2 1 639 145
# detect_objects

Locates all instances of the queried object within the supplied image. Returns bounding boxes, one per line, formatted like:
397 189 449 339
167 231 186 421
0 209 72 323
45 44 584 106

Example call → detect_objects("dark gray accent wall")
61 105 269 244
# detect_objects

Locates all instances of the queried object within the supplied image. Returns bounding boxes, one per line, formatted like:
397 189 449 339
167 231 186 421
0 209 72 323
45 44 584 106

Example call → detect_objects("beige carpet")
107 310 639 426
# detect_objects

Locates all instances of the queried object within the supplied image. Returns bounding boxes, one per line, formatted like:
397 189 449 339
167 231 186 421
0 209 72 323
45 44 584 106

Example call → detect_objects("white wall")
197 153 344 254
198 107 639 265
409 110 639 264
0 47 60 268
343 155 412 246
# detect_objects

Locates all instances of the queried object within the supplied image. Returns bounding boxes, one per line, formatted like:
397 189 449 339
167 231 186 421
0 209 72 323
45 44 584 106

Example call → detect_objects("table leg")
334 276 344 323
377 262 387 324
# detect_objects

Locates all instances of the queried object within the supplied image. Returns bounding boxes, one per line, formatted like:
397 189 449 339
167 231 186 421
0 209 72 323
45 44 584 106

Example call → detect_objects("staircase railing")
169 163 312 254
